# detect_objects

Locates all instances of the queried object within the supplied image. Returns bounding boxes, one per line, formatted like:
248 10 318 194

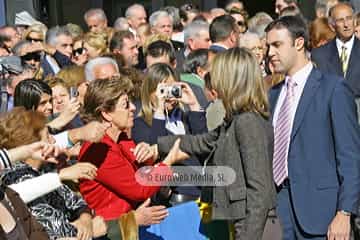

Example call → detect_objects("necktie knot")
286 77 296 89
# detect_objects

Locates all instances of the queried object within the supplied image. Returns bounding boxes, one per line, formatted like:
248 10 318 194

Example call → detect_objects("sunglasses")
21 51 41 62
73 47 86 56
26 37 43 43
237 21 246 27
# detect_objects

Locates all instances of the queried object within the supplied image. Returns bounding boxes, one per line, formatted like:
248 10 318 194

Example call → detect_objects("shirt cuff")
9 173 62 203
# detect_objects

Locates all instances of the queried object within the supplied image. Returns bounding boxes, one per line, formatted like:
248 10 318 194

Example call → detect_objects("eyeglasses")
73 47 86 56
251 46 264 52
21 51 41 62
26 37 43 43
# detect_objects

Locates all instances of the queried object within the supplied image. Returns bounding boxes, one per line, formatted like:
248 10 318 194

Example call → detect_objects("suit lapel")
345 37 360 79
290 68 321 140
328 39 343 76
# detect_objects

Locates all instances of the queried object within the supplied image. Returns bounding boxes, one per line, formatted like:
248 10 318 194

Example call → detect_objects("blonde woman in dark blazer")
142 47 276 239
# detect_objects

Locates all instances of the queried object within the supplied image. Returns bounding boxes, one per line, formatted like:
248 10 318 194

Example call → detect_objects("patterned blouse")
1 162 90 240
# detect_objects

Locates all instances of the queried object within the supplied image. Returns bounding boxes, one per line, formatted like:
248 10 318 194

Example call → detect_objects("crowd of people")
0 0 360 239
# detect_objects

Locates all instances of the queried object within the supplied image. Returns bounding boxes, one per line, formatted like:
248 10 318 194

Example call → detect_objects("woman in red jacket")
79 76 181 222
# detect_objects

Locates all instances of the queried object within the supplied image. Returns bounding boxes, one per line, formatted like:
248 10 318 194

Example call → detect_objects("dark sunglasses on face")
238 21 246 27
73 47 86 57
26 37 43 43
21 51 42 62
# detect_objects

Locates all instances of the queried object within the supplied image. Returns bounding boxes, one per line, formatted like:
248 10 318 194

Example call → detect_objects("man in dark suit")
267 16 360 239
41 26 73 77
209 15 239 53
175 20 210 72
312 2 360 97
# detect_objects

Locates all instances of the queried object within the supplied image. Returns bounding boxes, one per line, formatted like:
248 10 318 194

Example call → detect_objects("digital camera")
159 85 182 98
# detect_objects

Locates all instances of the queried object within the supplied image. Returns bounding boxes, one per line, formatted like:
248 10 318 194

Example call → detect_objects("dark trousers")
276 185 326 240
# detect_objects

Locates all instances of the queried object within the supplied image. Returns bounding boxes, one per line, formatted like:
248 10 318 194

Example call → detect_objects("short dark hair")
109 30 134 51
265 15 310 51
183 48 211 74
14 79 52 111
146 40 176 63
209 15 237 43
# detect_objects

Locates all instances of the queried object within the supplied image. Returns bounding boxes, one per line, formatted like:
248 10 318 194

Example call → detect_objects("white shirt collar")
212 43 229 50
336 35 355 54
286 61 313 88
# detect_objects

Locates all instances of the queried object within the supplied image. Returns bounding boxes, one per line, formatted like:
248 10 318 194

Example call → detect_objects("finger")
77 228 85 240
55 146 62 157
328 232 335 240
133 143 146 156
138 198 151 208
83 230 91 240
137 151 149 163
42 144 55 158
134 146 147 160
151 209 169 218
151 213 169 221
44 157 59 164
149 205 167 211
151 220 162 224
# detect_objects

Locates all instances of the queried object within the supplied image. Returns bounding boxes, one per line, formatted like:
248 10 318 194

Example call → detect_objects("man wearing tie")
312 2 360 97
267 16 360 239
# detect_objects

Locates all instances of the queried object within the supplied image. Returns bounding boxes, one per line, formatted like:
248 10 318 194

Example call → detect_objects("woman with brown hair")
150 47 276 240
309 17 335 49
78 75 183 225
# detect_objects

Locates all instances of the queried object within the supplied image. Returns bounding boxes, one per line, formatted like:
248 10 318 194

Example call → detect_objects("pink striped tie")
273 77 296 186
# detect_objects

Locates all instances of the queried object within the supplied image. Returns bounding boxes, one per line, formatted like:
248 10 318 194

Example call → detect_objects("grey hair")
125 4 145 18
45 26 72 46
84 57 119 82
184 21 209 45
149 10 173 27
84 8 107 22
239 31 261 48
12 40 31 56
113 17 130 31
249 23 270 39
315 0 336 17
162 6 181 29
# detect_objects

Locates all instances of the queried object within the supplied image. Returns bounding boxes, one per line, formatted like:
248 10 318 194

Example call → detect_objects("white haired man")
149 10 184 51
84 8 108 33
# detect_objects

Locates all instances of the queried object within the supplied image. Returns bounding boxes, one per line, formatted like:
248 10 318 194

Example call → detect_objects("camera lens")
171 86 181 98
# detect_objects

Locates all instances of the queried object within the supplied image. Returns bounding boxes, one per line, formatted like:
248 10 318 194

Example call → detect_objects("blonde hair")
210 47 269 119
143 34 172 55
139 63 178 126
22 23 48 41
84 31 109 56
56 65 85 87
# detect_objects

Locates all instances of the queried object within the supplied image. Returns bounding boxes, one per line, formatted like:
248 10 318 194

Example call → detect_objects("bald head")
329 3 355 42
